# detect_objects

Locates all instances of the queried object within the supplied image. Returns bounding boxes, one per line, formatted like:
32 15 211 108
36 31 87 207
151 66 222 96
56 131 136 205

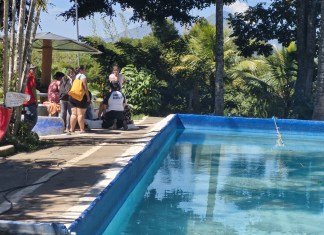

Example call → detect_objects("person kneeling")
102 81 128 130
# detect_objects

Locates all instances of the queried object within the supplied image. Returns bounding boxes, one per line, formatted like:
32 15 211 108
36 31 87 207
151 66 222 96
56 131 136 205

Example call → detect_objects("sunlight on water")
102 129 324 235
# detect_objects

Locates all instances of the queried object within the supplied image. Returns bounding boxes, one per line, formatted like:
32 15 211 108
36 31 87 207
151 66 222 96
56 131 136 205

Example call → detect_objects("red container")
0 106 12 141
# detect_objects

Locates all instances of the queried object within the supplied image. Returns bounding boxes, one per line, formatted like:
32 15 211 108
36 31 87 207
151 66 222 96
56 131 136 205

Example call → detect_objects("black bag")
59 77 72 101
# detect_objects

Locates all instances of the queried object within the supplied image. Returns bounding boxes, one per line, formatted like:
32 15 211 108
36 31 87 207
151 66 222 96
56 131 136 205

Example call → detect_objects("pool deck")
0 116 165 228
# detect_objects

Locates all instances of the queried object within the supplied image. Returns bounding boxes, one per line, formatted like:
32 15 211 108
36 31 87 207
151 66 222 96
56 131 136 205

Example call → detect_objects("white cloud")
224 1 249 14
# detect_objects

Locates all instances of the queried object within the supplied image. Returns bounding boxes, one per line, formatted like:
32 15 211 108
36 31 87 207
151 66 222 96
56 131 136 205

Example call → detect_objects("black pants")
102 110 127 129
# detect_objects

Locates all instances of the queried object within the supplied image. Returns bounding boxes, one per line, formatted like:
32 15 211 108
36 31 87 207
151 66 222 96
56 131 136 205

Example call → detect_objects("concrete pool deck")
0 116 166 229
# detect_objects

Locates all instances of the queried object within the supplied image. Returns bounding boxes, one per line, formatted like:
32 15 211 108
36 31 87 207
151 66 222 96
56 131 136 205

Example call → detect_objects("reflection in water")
106 130 324 235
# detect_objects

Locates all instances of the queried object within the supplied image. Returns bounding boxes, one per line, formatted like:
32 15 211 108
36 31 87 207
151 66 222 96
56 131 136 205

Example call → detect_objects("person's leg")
123 105 133 124
116 111 128 130
77 108 87 132
102 111 115 129
70 107 78 132
24 103 38 132
85 104 93 120
97 102 104 119
66 102 72 131
59 100 68 131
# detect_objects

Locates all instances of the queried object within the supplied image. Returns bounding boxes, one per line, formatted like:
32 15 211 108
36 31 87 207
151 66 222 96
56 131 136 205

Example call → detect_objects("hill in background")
105 12 227 42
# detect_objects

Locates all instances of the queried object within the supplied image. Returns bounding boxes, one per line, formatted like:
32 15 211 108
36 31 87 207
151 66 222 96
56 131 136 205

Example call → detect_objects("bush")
1 122 51 152
122 65 163 115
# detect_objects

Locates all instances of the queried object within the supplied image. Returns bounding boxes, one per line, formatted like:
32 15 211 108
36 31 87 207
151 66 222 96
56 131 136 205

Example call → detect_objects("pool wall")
68 114 324 234
178 114 324 136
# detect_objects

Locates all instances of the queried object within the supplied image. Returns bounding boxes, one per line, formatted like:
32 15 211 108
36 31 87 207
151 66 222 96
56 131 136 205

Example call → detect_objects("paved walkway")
0 116 165 228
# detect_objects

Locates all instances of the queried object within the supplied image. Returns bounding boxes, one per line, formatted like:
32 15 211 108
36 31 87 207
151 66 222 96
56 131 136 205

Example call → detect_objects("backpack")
59 77 72 101
68 75 85 101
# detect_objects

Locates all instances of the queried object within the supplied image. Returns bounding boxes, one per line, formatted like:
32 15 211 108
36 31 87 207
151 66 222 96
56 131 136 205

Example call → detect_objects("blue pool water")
101 129 324 235
68 115 324 235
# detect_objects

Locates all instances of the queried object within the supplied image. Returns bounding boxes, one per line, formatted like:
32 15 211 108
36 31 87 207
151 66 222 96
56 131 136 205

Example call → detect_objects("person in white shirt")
101 81 128 130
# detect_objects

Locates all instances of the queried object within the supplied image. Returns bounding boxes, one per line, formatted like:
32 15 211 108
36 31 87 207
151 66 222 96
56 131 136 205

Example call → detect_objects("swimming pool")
69 114 324 235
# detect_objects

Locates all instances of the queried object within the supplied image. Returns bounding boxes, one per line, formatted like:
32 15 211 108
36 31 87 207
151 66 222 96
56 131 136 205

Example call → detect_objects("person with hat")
101 81 128 130
22 64 38 132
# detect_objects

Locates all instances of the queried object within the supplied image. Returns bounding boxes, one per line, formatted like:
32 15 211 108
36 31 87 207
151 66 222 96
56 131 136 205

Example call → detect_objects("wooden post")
40 39 52 94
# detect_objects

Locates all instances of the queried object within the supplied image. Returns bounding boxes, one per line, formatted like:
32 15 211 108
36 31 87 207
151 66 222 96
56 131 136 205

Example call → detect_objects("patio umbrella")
32 32 101 92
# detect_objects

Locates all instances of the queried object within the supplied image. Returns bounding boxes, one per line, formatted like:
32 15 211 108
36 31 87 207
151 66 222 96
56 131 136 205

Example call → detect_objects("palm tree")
226 58 274 117
214 0 224 115
312 0 324 120
265 44 297 118
226 45 297 118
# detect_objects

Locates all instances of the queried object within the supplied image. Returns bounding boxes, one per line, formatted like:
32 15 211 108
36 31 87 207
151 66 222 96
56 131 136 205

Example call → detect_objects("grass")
132 114 145 120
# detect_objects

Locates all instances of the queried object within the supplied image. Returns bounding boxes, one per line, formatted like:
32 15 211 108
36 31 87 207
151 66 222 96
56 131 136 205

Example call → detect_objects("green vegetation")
132 114 146 120
27 19 301 119
1 123 52 151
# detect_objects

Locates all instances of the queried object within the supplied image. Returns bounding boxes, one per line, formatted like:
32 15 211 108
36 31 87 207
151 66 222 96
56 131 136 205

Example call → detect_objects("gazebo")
32 32 101 91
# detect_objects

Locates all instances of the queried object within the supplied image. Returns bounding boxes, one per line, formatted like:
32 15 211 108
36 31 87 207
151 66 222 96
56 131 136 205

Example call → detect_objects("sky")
38 0 259 40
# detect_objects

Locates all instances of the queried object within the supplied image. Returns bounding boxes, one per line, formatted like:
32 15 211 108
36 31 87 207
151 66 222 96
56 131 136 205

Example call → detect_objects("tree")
229 0 320 119
214 0 224 115
150 19 179 44
312 0 324 120
172 19 216 113
60 0 215 25
1 0 46 135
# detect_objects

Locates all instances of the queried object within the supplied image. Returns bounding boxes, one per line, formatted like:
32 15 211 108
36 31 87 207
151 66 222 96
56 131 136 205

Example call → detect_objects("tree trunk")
214 0 224 116
312 0 324 120
8 0 42 135
21 0 38 93
294 0 317 119
2 0 9 100
15 0 26 91
8 0 17 90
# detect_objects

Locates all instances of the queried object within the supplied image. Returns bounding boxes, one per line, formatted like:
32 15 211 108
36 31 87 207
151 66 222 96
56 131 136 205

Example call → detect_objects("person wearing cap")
22 64 38 132
101 81 128 130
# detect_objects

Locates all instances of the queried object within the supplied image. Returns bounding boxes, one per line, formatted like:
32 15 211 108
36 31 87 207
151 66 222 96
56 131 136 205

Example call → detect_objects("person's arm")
31 76 38 104
122 94 127 108
32 87 37 104
81 76 90 102
101 93 111 116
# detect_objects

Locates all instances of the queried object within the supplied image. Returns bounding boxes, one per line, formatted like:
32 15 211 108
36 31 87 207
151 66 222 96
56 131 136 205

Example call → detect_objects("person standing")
23 64 38 132
68 65 90 134
108 64 125 88
59 68 74 132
